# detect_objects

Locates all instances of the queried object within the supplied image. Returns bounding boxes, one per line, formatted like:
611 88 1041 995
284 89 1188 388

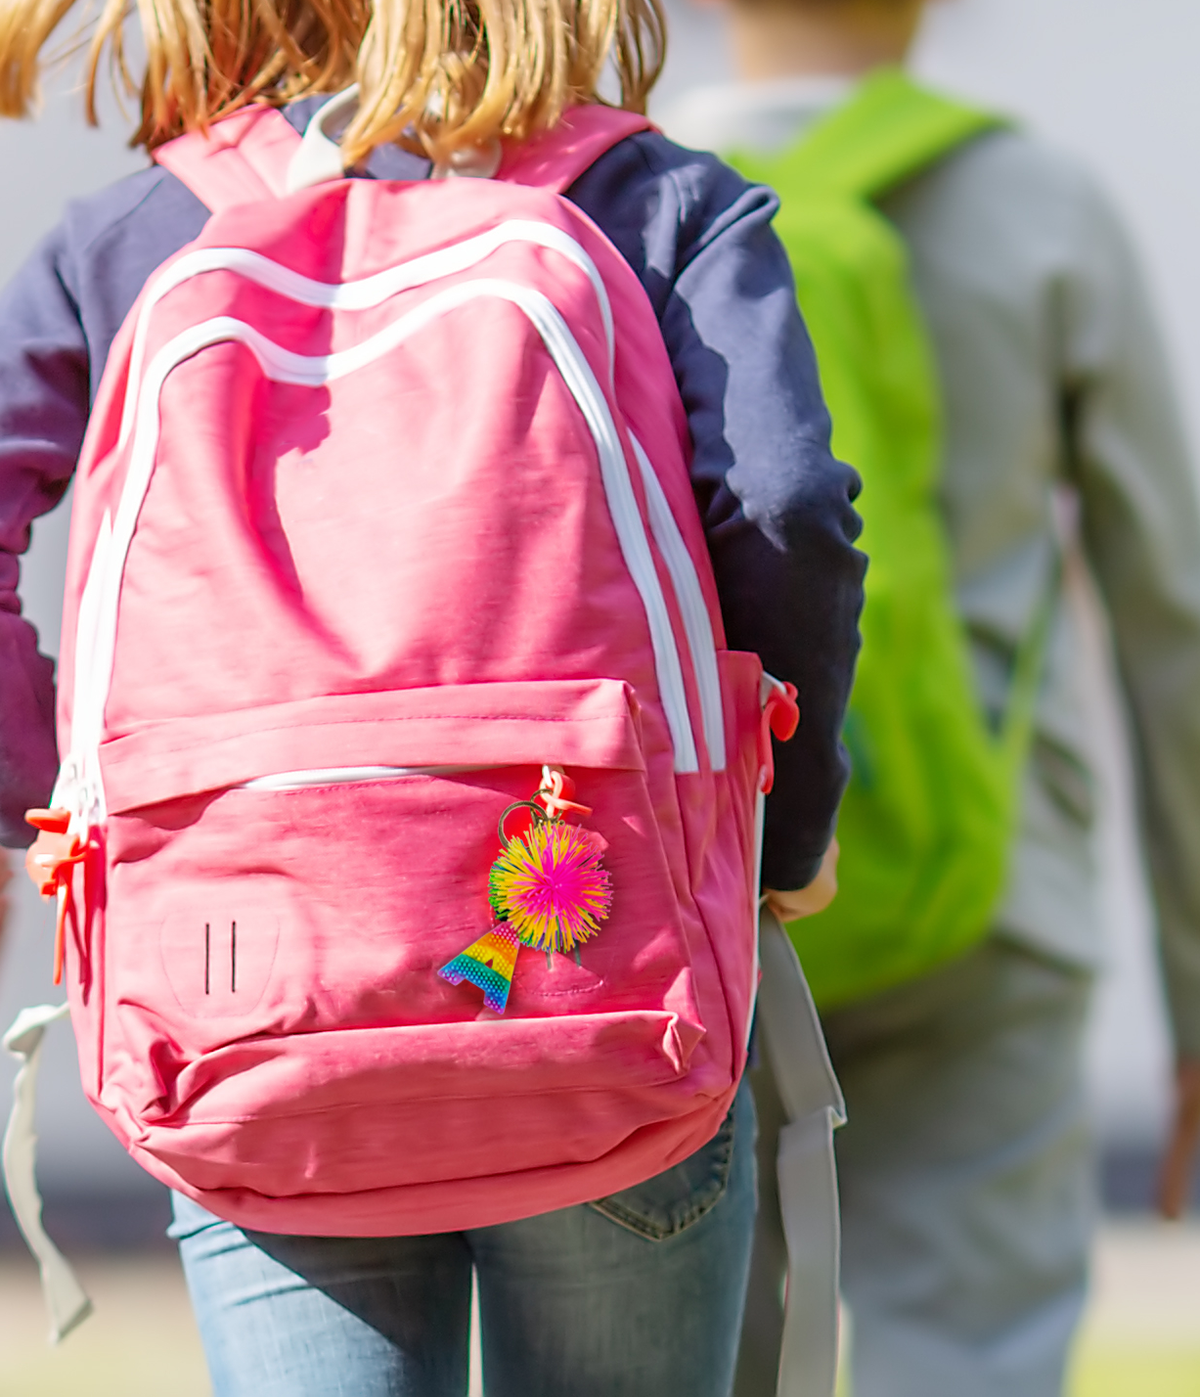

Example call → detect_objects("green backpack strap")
752 67 1001 199
805 71 1053 783
731 73 1054 1008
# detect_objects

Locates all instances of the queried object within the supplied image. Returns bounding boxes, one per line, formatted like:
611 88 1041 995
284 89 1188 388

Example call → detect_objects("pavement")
0 1222 1196 1396
0 1252 208 1397
1067 1222 1200 1397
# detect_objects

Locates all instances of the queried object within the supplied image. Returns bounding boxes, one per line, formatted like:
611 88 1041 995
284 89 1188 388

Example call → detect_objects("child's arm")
0 848 11 948
766 838 839 920
669 181 865 894
1063 170 1200 1205
0 224 89 847
570 140 866 893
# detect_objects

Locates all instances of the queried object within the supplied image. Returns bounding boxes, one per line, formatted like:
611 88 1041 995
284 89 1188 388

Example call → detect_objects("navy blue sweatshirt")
0 104 864 889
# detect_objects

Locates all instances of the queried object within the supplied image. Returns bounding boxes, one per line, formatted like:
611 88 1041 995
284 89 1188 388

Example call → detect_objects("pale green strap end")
3 1002 93 1344
776 1107 843 1397
757 909 846 1397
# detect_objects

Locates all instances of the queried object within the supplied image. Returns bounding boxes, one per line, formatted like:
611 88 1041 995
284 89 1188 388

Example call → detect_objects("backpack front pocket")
95 678 708 1195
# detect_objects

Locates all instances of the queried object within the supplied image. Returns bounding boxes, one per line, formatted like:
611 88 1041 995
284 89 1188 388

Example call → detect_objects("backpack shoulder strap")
152 106 302 213
498 105 654 194
754 68 1003 201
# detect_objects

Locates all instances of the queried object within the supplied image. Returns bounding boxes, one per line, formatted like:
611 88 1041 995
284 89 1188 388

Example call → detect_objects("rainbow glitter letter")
438 923 521 1013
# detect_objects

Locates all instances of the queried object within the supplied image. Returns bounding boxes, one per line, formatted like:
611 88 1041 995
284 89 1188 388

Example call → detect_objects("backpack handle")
152 105 302 212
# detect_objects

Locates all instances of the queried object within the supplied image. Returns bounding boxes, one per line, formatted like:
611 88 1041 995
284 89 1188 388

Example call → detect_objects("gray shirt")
667 78 1200 1055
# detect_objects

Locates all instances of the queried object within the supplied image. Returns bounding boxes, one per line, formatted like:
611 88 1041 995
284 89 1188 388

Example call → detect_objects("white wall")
2 0 1197 1195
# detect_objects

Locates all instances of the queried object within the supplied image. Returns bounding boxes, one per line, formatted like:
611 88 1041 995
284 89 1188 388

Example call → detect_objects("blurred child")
668 2 1200 1395
0 0 862 1390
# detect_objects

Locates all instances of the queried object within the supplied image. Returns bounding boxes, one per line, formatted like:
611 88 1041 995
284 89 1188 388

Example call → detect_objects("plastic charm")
438 767 612 1014
438 923 521 1014
23 810 87 986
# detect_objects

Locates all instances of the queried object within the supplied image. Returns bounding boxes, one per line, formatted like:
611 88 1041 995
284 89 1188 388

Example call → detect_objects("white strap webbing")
3 1002 93 1343
285 86 358 193
756 908 846 1397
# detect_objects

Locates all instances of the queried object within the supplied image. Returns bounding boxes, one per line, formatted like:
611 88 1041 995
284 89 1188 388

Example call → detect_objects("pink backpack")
26 98 798 1237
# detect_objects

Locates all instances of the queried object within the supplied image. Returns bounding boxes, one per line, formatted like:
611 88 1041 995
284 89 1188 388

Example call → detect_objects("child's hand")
0 848 11 954
1157 1057 1200 1219
764 838 839 922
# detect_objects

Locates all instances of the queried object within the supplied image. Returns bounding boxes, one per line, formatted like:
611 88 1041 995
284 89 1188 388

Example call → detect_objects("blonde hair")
0 0 665 163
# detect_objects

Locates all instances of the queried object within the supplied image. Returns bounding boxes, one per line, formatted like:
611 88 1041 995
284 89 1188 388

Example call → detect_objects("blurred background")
2 0 1199 1391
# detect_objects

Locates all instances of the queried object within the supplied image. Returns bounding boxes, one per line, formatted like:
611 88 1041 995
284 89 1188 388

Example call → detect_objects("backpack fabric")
731 72 1048 1010
29 101 797 1236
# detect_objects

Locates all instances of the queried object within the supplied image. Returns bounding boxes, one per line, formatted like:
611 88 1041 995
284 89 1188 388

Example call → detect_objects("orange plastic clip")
24 808 87 985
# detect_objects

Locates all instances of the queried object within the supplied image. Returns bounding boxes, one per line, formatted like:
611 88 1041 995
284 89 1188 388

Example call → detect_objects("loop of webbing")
3 1002 92 1343
756 908 846 1397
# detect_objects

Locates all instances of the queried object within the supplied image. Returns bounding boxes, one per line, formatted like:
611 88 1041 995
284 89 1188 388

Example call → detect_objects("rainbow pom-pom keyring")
437 767 613 1013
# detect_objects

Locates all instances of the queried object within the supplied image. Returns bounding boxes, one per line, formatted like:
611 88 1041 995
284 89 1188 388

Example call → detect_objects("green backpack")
731 71 1047 1009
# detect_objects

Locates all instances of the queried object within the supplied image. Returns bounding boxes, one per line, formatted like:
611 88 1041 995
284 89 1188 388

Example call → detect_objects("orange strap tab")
759 681 800 794
24 810 86 985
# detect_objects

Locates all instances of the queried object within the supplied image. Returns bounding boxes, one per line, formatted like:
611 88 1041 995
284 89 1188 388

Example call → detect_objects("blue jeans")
171 1081 756 1397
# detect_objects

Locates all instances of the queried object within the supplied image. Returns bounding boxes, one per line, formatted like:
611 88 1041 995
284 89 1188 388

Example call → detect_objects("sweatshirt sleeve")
656 160 866 890
569 141 866 888
567 138 865 887
1064 177 1200 1057
0 225 88 846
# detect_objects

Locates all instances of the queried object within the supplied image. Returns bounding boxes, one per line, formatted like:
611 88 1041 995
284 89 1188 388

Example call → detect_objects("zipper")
629 434 725 771
63 257 706 820
238 764 491 791
119 221 616 449
125 223 725 768
746 671 795 1048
